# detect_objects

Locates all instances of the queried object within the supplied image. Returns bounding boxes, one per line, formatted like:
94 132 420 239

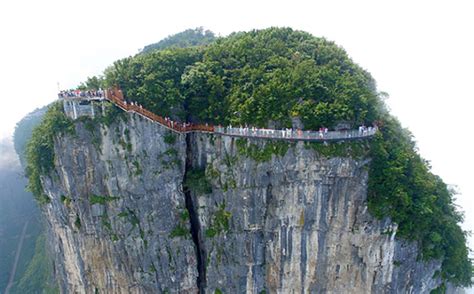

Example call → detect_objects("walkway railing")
214 127 376 141
104 89 214 133
100 88 377 142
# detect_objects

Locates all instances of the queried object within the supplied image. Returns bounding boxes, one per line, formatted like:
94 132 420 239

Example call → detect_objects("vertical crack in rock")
184 133 206 293
263 176 273 292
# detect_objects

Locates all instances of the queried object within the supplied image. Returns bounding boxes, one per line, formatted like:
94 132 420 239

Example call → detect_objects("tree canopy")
103 27 382 129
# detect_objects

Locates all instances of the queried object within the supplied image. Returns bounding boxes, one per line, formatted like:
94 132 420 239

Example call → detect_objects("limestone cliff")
40 110 442 293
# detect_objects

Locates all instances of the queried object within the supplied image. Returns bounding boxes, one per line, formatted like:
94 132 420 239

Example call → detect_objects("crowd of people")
215 125 375 139
58 89 105 99
358 125 378 135
220 126 311 138
162 117 212 132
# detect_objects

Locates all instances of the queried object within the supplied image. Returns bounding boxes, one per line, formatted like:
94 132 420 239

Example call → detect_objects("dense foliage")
141 27 215 54
25 27 472 287
105 27 381 129
103 47 202 120
14 105 49 166
25 102 74 203
77 76 104 91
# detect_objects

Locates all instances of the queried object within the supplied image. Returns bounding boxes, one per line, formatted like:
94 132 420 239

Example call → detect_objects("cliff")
40 110 443 293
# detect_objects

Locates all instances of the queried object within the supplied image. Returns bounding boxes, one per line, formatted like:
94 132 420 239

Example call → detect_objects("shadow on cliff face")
184 133 207 293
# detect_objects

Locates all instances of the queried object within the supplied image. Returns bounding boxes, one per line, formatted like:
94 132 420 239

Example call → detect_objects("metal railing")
214 127 377 141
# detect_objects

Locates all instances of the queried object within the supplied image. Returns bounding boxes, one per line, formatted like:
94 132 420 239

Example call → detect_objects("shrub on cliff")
14 104 49 167
25 101 74 203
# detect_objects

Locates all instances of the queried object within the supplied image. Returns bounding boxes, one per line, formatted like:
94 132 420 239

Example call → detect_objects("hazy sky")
0 0 473 286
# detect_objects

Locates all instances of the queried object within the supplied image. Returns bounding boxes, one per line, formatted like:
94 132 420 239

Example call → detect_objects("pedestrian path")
66 88 378 142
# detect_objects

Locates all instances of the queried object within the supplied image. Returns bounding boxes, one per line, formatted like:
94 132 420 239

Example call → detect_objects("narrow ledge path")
63 89 378 142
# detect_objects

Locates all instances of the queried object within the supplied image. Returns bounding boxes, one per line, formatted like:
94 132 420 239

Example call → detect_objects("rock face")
42 113 197 293
41 109 442 293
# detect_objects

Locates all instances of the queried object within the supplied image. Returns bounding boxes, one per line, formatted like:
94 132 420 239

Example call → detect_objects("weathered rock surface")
42 114 197 293
40 109 442 293
189 133 441 294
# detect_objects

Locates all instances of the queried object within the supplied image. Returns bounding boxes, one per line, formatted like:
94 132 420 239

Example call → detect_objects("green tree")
25 102 74 203
77 76 104 90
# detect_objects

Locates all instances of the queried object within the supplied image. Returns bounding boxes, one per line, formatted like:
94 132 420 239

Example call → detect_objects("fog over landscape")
0 138 20 171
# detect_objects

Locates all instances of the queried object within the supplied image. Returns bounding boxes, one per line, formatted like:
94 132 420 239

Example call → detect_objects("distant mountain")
14 105 49 167
140 27 216 54
0 105 56 293
0 140 43 293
